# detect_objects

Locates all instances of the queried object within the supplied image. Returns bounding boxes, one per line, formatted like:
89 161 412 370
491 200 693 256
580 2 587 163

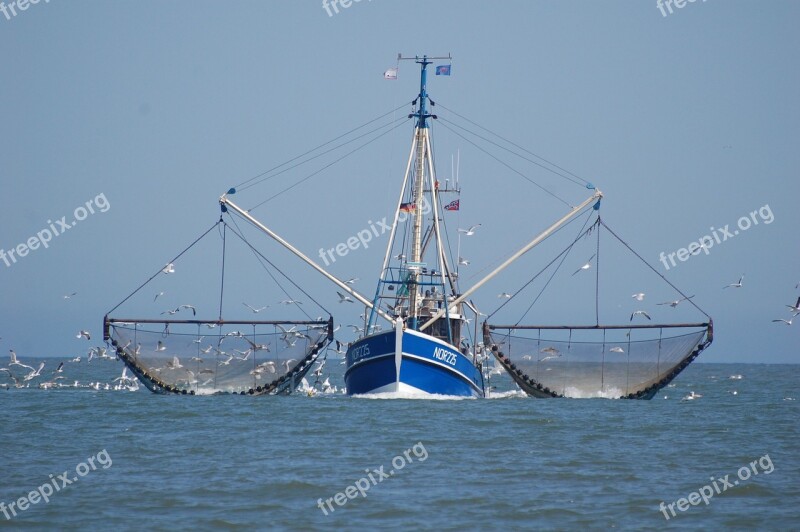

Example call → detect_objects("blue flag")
435 65 451 76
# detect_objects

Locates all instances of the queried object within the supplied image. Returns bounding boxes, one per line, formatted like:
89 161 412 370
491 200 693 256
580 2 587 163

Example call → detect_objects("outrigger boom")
219 194 396 325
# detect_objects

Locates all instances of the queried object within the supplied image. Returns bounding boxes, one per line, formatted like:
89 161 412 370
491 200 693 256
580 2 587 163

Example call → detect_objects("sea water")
1 360 798 530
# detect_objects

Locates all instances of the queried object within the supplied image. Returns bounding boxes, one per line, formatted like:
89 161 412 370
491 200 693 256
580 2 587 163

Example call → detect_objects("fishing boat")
218 54 712 399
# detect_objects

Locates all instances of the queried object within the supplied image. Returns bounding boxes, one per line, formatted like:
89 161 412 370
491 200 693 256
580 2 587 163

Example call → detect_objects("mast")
407 56 434 329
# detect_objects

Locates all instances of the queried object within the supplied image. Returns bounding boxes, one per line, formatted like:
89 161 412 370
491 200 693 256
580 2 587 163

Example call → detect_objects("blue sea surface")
1 360 798 530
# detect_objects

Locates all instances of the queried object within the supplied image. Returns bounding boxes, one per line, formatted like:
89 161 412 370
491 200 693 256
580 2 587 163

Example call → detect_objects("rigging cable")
106 220 222 316
224 214 331 319
599 219 711 319
235 102 412 191
247 117 412 211
436 103 591 188
435 119 572 208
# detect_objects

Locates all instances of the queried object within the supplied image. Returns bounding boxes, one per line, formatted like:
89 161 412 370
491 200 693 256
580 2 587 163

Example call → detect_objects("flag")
444 199 460 211
435 65 451 76
384 68 398 80
399 202 416 212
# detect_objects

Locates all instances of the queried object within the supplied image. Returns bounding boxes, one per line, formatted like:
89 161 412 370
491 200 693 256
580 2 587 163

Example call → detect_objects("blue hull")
345 328 484 397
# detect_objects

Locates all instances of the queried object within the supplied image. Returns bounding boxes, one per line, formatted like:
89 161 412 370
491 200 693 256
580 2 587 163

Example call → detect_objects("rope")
224 214 331 318
436 103 591 188
487 210 594 321
246 117 412 211
106 220 222 315
436 120 572 208
218 223 227 321
595 216 601 326
235 102 411 191
599 219 711 319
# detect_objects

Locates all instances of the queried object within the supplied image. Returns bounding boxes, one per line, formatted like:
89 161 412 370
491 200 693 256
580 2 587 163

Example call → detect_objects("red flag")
399 202 416 212
444 199 460 211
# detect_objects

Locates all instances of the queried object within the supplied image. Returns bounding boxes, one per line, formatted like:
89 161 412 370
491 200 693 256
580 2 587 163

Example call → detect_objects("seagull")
162 263 175 274
200 345 213 354
154 291 165 302
572 254 596 276
9 350 34 372
283 359 297 372
165 356 183 370
347 324 364 334
631 293 645 301
657 295 694 307
458 224 481 236
458 257 470 266
344 277 359 285
155 341 167 352
681 391 703 401
772 318 793 326
395 253 406 261
23 362 45 381
278 299 303 306
276 325 297 340
630 310 651 321
161 308 180 315
63 292 77 299
609 346 625 354
539 353 562 362
243 303 268 313
76 330 91 341
336 291 355 304
54 362 64 373
786 297 800 314
497 292 512 299
723 275 744 289
539 346 560 356
69 356 81 363
243 338 270 353
179 304 196 316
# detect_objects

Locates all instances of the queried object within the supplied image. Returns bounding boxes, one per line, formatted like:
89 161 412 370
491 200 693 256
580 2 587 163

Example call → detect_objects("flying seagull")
572 254 596 276
458 257 470 266
786 297 800 314
723 275 744 289
337 292 354 304
657 295 694 308
344 277 359 285
154 291 165 302
179 304 197 316
772 318 793 326
497 292 512 299
243 302 268 313
162 263 175 274
63 292 77 299
458 224 481 236
76 330 91 341
630 310 651 321
631 293 645 301
609 346 625 354
278 299 303 306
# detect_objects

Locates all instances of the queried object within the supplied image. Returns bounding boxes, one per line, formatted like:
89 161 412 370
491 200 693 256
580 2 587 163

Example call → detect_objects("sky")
1 1 798 363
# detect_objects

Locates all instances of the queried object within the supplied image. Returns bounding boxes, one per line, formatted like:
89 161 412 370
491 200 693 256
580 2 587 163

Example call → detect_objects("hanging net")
484 322 712 399
104 317 332 395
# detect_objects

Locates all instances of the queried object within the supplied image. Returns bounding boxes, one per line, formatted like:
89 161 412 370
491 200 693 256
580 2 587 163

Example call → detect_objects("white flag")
383 67 398 80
